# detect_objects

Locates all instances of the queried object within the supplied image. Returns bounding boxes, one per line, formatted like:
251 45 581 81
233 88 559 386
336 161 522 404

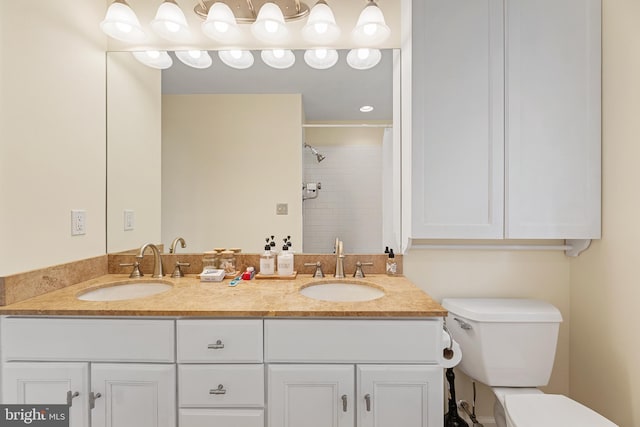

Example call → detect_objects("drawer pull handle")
364 393 371 412
341 394 348 412
66 391 79 407
209 384 227 395
208 340 225 349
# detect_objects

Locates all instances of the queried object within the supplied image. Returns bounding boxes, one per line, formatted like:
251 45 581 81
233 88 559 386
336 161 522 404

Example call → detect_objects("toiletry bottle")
260 244 275 275
277 243 294 276
386 249 397 276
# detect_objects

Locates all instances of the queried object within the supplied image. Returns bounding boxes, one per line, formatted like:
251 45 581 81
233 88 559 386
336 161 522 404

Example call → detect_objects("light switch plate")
124 209 135 231
71 210 86 236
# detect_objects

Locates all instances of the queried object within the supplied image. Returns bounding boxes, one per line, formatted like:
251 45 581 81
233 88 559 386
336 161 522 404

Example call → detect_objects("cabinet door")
2 362 89 427
91 363 176 427
409 0 504 238
357 365 443 427
505 0 601 238
268 364 354 427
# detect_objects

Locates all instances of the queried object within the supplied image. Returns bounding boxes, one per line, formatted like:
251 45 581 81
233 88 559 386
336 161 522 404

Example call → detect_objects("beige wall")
161 94 303 253
404 249 571 421
106 53 162 253
569 1 640 426
0 0 106 276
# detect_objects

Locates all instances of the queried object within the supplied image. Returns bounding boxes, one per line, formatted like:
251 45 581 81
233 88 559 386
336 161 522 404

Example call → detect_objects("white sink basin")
77 281 172 302
299 282 385 302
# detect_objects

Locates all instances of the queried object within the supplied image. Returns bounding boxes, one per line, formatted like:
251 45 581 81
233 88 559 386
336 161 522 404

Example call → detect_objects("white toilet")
441 298 617 427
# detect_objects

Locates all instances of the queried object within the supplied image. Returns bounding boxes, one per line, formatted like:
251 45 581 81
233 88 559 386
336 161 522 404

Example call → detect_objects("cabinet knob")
89 392 102 410
209 384 227 395
207 339 225 349
364 393 371 412
341 394 348 412
66 391 79 406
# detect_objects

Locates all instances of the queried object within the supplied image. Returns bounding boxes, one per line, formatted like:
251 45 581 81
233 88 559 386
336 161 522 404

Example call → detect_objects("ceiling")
161 49 394 122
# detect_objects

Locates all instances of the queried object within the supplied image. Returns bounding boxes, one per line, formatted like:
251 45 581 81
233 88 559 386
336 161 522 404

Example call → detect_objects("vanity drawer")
264 319 440 363
178 364 264 407
179 409 264 427
177 319 263 363
1 317 174 362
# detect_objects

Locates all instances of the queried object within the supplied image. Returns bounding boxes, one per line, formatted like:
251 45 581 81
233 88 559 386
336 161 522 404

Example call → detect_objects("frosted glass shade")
304 49 338 70
176 50 213 69
132 51 173 69
202 2 241 43
301 1 340 44
100 0 145 43
251 3 289 44
346 48 382 70
218 50 254 69
261 49 296 69
151 0 190 42
352 2 390 46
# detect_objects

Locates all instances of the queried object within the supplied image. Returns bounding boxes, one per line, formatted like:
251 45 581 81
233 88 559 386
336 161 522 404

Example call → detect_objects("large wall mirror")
106 49 400 254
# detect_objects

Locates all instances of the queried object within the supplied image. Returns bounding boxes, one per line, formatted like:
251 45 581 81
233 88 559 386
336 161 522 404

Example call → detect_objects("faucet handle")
304 262 325 278
353 261 374 278
171 261 191 278
119 261 143 279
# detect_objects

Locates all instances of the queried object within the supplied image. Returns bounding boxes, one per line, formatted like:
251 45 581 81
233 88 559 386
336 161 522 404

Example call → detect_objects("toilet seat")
504 394 618 427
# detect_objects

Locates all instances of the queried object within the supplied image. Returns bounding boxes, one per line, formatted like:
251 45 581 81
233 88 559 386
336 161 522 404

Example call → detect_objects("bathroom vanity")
0 274 447 427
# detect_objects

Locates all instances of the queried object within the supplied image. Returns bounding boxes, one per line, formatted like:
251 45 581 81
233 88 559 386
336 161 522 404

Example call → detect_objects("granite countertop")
0 274 446 318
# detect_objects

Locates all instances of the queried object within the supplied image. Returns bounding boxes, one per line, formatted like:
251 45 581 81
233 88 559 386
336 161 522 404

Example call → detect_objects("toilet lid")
504 394 618 427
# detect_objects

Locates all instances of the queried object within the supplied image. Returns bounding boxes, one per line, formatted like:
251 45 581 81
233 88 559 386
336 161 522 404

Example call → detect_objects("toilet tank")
442 298 563 387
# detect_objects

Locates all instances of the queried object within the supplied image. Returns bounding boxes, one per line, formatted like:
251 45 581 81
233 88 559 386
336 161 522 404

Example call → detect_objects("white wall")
0 0 107 275
106 52 162 253
569 2 640 425
303 126 386 253
161 94 303 253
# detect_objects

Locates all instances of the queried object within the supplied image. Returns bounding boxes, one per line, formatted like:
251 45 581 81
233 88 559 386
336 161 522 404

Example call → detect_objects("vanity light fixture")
150 0 191 42
202 2 242 43
251 2 289 44
301 0 340 44
218 49 255 69
100 0 146 43
352 0 390 46
175 50 213 68
132 50 173 69
304 48 338 69
261 49 296 69
346 48 381 70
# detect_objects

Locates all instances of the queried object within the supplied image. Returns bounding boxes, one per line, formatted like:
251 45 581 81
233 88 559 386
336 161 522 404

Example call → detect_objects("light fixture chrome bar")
194 0 309 22
246 0 256 18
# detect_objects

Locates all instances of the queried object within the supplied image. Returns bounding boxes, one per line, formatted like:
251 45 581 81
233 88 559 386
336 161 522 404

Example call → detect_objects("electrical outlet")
71 210 86 236
276 203 288 215
124 209 135 231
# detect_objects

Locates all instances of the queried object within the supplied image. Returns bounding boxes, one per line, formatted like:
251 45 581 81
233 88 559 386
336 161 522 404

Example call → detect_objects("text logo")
0 405 68 427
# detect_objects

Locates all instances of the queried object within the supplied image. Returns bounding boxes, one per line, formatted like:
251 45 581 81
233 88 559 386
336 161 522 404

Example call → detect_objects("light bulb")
188 50 202 59
164 21 180 33
151 0 190 42
230 50 242 59
352 1 390 46
273 49 285 58
252 3 288 43
302 1 340 44
147 50 160 59
115 22 132 33
357 48 370 59
214 21 229 33
314 22 328 34
202 2 240 43
364 23 377 36
265 20 279 33
316 49 327 59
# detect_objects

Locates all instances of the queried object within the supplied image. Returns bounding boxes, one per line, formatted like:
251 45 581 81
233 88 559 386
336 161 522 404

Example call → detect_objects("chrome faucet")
169 237 186 254
334 237 345 279
138 243 164 278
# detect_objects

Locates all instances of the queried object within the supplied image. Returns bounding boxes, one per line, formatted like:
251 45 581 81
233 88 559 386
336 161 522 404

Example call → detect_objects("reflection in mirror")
106 50 399 254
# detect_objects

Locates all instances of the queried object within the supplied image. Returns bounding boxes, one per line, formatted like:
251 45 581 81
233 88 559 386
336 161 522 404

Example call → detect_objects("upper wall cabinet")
405 0 601 240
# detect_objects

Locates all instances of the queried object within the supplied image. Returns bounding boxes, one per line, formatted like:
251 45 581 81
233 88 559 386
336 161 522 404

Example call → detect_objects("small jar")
202 251 218 269
219 250 237 275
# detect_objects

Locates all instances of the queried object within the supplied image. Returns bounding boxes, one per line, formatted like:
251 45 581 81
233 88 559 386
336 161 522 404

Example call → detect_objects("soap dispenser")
386 248 397 276
260 242 275 275
277 237 294 276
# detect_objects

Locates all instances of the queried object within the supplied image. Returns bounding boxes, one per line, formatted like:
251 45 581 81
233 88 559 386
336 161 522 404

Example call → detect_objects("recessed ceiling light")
360 105 374 113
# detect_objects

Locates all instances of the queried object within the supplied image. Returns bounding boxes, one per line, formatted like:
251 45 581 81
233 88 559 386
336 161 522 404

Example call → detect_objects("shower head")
304 143 326 163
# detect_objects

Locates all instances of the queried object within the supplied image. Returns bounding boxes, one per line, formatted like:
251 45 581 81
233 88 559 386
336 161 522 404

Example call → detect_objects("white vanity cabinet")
177 319 265 427
0 317 176 427
406 0 601 240
265 319 444 427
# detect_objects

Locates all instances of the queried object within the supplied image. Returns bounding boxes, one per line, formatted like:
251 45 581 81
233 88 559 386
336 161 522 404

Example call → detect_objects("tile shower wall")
303 144 383 253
